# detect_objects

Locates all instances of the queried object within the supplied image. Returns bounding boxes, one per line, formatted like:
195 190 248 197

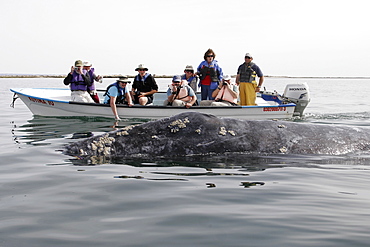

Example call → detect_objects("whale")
64 112 370 160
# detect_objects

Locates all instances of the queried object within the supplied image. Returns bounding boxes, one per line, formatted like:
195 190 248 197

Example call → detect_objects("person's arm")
109 96 120 120
63 73 73 85
140 89 158 97
235 74 240 85
167 86 177 103
125 92 134 106
255 76 264 92
82 73 92 86
185 95 197 108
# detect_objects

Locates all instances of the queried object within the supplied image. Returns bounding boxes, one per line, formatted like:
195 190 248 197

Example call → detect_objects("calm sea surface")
1 77 370 247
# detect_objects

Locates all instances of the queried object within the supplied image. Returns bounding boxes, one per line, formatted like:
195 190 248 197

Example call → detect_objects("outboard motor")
282 83 310 117
260 82 310 117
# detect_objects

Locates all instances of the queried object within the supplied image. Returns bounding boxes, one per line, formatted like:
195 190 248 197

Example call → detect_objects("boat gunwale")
11 87 296 110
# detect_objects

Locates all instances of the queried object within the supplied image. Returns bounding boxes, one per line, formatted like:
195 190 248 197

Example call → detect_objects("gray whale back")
64 112 370 158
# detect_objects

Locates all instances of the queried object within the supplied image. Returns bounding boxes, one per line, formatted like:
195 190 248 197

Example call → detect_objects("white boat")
10 83 310 120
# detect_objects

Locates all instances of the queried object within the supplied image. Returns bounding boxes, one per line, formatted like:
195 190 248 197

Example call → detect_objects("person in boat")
164 75 197 108
83 60 103 103
131 64 158 106
181 65 198 93
235 53 264 106
63 60 94 103
200 75 239 106
196 48 223 101
103 76 134 121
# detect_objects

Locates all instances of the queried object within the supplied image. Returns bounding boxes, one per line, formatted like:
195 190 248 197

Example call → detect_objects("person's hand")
185 102 192 109
70 66 74 74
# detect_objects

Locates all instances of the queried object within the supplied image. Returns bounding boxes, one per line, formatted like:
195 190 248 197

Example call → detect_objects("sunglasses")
245 56 251 59
184 70 193 73
138 69 146 71
207 55 214 57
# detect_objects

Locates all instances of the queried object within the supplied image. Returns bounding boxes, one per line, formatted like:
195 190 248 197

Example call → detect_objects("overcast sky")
1 0 369 77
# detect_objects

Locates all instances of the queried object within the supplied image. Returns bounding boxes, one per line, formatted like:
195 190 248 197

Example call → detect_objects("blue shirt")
103 85 127 104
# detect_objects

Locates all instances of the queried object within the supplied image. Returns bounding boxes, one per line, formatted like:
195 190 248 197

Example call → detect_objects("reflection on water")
12 116 149 145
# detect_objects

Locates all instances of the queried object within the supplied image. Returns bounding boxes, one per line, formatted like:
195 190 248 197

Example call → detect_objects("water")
2 77 370 246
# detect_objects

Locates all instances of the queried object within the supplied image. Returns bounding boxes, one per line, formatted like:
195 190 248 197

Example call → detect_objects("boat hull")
11 88 296 120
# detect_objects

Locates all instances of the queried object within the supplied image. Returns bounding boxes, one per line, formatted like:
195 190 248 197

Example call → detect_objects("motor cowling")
282 83 310 117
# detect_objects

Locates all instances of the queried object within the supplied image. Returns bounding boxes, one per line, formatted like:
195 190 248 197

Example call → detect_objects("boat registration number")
28 97 55 106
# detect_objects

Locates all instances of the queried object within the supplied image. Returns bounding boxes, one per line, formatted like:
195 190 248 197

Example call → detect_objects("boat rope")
10 93 18 108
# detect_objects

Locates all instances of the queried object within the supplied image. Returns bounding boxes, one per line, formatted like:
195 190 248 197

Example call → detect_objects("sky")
1 0 370 77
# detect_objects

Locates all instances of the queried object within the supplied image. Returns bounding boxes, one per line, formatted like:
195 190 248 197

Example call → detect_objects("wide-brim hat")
117 76 131 83
223 74 231 81
83 61 92 66
135 64 148 71
245 53 253 58
74 60 83 67
184 65 194 71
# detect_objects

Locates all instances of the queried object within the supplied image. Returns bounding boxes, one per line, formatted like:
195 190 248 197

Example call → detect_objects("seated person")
131 64 158 105
164 75 197 108
200 75 238 106
103 77 134 120
181 65 198 93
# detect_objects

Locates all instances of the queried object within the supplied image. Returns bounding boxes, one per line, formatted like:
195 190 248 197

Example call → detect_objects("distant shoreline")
1 74 370 79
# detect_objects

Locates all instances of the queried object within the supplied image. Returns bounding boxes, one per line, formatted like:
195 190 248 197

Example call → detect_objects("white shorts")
71 91 94 103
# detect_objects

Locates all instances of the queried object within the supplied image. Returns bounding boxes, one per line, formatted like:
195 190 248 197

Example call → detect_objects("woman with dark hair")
196 48 223 100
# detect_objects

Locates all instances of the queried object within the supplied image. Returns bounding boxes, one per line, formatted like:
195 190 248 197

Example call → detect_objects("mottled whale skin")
64 112 370 159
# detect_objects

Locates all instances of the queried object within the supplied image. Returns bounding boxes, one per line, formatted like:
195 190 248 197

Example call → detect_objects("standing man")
235 53 264 106
63 60 94 103
131 64 158 105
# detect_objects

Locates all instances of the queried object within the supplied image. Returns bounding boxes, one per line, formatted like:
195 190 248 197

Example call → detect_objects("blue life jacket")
104 82 126 104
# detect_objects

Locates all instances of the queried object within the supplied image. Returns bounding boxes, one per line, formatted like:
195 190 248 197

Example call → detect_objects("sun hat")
74 60 83 67
172 75 181 82
83 61 92 66
245 53 252 58
117 76 131 83
135 64 148 71
223 75 231 81
184 65 194 71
